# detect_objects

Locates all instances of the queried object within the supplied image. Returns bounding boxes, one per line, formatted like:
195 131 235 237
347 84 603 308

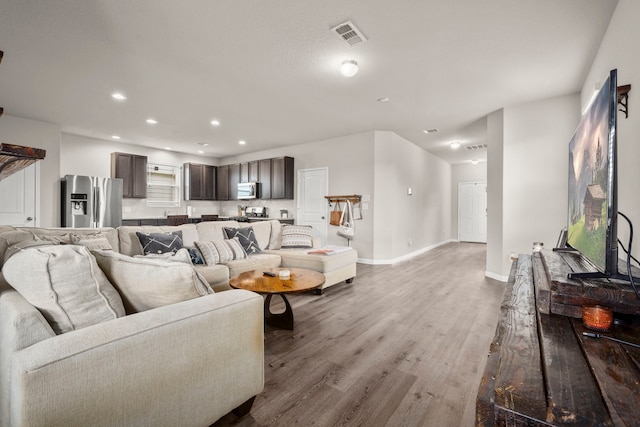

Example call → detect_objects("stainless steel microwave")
237 182 259 199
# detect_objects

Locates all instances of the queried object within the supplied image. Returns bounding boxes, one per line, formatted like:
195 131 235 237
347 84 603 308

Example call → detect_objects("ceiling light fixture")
197 150 204 154
111 135 121 140
210 119 220 127
195 142 209 147
146 118 158 124
111 92 127 101
471 159 480 165
165 146 172 151
377 97 389 103
450 141 461 150
422 128 439 134
340 60 358 77
238 140 246 145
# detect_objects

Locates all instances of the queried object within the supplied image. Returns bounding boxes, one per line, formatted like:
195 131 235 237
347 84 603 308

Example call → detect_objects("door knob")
321 216 325 220
26 217 33 221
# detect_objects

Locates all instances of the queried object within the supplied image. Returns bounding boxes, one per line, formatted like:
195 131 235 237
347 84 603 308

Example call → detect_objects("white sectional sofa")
0 220 356 426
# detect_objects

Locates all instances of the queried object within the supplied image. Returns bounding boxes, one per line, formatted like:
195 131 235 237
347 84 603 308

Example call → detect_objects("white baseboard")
357 239 456 265
485 271 508 282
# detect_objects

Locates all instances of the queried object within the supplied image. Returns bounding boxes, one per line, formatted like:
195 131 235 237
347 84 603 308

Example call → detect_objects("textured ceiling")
0 0 618 164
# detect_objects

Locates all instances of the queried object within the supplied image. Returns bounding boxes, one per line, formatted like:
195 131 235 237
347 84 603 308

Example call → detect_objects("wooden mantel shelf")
0 143 46 181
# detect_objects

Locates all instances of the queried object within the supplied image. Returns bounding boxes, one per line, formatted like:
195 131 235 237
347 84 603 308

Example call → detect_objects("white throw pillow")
194 237 247 266
92 250 213 314
2 243 126 334
281 225 313 248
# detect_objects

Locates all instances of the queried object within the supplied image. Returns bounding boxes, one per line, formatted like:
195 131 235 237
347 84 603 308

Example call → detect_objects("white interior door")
296 168 328 245
0 163 38 226
458 181 487 243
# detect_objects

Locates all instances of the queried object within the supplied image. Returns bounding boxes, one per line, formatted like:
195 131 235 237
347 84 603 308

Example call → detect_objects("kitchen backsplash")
122 198 296 219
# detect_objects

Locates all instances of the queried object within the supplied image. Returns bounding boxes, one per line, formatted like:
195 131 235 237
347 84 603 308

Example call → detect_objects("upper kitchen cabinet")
216 164 229 200
184 163 216 201
258 159 271 199
271 156 294 199
111 152 147 198
240 162 249 183
248 161 259 183
228 163 240 200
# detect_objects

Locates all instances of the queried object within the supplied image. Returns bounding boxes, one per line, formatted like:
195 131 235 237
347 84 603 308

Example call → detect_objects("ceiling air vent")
331 21 367 47
465 144 488 150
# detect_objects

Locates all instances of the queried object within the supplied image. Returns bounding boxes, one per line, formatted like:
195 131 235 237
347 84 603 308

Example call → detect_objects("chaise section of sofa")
0 283 264 427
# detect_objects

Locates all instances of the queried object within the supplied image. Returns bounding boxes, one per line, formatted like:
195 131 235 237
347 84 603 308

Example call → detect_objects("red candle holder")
582 305 613 332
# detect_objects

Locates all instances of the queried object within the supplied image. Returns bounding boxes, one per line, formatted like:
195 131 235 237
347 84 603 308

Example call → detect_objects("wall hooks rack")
324 194 362 206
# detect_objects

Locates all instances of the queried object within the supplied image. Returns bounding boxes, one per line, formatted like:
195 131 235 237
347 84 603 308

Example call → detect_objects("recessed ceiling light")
450 141 461 150
111 135 121 140
377 97 390 103
165 146 172 150
471 159 480 165
238 140 246 145
422 128 439 134
111 92 127 101
210 120 221 127
197 150 205 154
146 118 158 124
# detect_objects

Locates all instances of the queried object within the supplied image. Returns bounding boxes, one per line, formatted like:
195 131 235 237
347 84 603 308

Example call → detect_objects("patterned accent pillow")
186 247 205 265
281 225 313 248
223 226 262 255
136 231 183 255
194 237 247 266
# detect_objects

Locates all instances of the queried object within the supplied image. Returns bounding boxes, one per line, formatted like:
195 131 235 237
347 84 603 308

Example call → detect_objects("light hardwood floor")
213 242 506 427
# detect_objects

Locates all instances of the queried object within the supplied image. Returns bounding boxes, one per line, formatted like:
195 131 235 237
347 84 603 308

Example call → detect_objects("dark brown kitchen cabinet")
258 159 271 199
216 165 229 200
248 161 259 183
240 162 249 183
111 152 147 198
184 163 216 200
228 163 240 200
271 156 294 199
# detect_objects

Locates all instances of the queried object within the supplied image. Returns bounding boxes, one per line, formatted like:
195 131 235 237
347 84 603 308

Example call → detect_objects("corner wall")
581 0 640 262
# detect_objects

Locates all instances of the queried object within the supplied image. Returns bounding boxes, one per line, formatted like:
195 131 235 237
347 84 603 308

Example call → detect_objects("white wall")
503 94 580 264
581 0 640 263
373 132 452 263
451 162 487 240
61 133 220 219
486 95 580 279
0 115 61 227
486 109 505 279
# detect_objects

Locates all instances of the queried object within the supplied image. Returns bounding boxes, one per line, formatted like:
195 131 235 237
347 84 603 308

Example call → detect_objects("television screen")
567 69 617 274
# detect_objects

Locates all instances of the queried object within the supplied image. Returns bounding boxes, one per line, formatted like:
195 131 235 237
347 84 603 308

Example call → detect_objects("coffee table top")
229 268 325 294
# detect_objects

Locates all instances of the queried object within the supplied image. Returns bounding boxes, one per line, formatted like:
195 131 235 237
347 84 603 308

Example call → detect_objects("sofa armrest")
8 290 264 427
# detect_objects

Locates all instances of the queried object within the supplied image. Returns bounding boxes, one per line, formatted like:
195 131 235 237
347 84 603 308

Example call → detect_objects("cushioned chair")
166 215 189 226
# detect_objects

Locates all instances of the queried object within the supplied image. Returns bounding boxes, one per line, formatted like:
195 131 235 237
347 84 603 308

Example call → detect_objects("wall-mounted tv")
566 69 618 279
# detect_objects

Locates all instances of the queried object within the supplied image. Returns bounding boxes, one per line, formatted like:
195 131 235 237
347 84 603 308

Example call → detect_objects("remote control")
263 271 276 277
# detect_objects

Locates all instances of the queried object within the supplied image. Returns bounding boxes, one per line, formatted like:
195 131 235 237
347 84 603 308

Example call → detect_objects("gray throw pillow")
223 226 261 255
136 231 183 255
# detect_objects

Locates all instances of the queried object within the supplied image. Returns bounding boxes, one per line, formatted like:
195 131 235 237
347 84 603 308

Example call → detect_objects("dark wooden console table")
477 251 640 426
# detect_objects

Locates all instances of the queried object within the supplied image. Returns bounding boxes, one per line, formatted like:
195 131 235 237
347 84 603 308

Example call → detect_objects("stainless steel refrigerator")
61 175 123 228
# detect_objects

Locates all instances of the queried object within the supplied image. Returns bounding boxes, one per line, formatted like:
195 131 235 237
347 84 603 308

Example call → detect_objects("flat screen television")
566 69 619 279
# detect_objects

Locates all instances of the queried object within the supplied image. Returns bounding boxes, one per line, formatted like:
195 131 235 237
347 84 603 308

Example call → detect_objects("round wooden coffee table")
229 268 325 330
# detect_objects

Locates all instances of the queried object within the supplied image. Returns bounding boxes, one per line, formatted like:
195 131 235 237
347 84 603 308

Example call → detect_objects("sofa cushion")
195 238 247 265
265 247 358 273
0 229 37 267
224 226 261 255
71 232 113 250
2 243 126 334
118 224 198 256
241 220 273 249
195 220 240 243
224 253 282 278
92 250 213 314
136 231 183 255
134 247 192 264
186 247 205 264
280 225 313 248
